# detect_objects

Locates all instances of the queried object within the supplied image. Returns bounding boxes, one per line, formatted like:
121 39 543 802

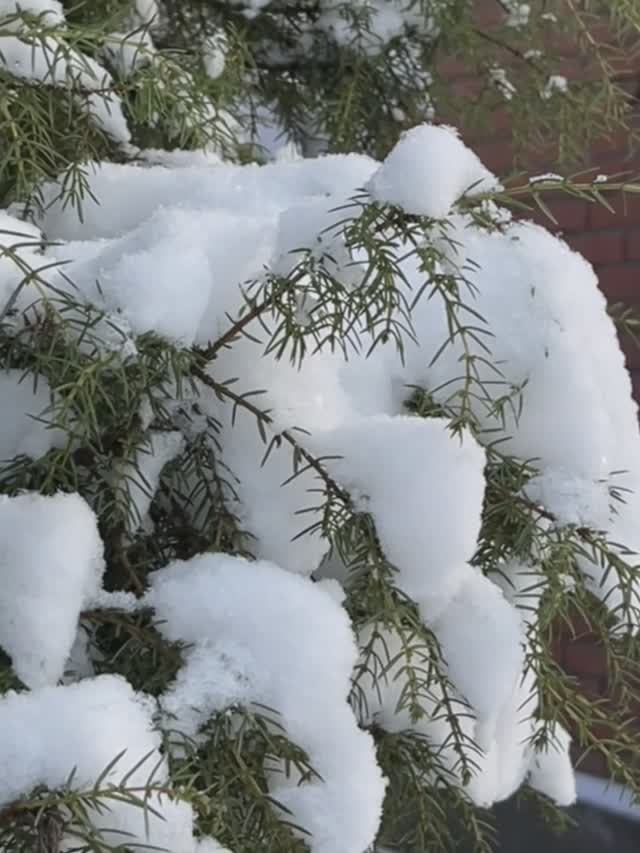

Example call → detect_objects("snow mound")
367 124 500 218
0 370 65 461
145 553 386 853
0 492 103 687
1 120 637 839
0 675 224 851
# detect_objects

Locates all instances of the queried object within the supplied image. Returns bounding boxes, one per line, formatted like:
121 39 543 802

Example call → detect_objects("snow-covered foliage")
1 2 640 853
0 675 227 852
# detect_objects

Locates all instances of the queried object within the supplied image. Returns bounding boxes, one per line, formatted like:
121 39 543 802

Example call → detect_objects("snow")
543 75 569 99
505 2 530 28
312 415 541 805
356 623 480 792
0 492 103 688
576 771 640 821
528 723 577 806
117 430 185 531
146 553 386 853
214 392 330 575
472 561 545 803
202 31 227 79
493 559 547 629
529 173 563 183
272 195 362 284
312 415 486 620
35 155 378 242
133 0 160 27
0 8 131 144
64 625 97 681
0 34 67 83
431 571 524 727
381 209 640 624
316 0 437 53
250 106 300 162
51 208 226 346
0 0 64 23
524 471 611 528
396 219 638 534
0 369 65 460
367 124 500 218
1 119 638 842
32 155 375 360
0 209 40 243
490 66 516 100
0 675 225 852
0 676 153 805
135 147 224 168
104 28 155 77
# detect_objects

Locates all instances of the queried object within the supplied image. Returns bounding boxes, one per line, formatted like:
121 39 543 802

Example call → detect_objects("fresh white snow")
367 124 500 218
0 370 65 461
3 106 640 847
0 675 225 852
146 553 386 853
0 492 103 688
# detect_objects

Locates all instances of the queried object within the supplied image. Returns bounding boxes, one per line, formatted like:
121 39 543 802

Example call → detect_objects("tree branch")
191 363 352 506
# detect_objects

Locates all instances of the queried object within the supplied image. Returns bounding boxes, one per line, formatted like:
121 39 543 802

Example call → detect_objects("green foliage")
168 705 317 852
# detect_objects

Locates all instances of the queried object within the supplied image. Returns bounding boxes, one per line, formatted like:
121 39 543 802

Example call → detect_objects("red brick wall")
555 626 612 777
444 2 640 461
441 2 640 778
462 28 640 509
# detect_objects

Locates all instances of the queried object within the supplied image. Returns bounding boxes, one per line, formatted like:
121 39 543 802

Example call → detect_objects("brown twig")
191 364 351 505
194 295 272 362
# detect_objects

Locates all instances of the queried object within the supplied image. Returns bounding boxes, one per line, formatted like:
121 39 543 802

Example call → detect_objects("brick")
588 134 637 164
626 228 640 261
608 52 640 77
589 192 640 229
548 631 567 668
589 720 616 743
557 55 599 82
449 75 485 100
617 75 640 97
596 263 640 304
606 678 640 715
573 748 608 778
620 336 640 371
555 608 594 642
517 197 588 233
551 198 591 233
471 1 504 28
629 694 640 722
575 674 607 702
550 613 595 671
544 33 594 63
546 24 640 77
586 152 640 176
587 19 620 48
467 108 513 144
436 56 470 78
473 138 515 176
564 639 607 678
566 230 624 265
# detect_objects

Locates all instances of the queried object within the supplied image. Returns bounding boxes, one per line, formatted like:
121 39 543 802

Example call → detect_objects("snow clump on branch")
0 120 638 848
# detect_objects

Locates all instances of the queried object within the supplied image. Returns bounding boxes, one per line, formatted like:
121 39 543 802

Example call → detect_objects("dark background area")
472 795 640 852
